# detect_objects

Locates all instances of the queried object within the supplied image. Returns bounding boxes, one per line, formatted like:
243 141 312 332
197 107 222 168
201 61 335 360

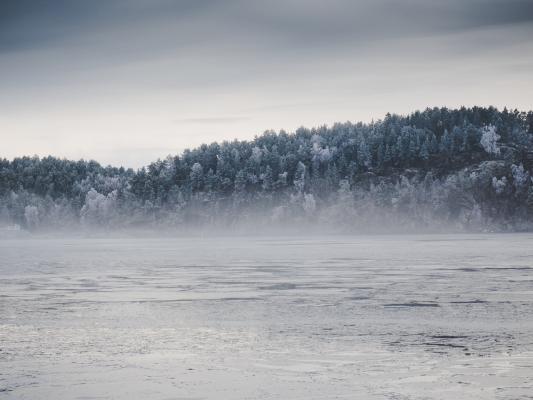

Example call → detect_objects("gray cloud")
0 0 214 52
0 0 532 167
2 0 533 54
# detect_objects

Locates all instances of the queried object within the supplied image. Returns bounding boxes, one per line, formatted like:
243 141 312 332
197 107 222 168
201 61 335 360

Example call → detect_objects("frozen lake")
1 234 533 399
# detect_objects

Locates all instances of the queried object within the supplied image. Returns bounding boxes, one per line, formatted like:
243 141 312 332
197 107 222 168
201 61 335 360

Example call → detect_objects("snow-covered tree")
294 162 307 194
480 125 500 155
492 176 507 194
80 189 117 226
190 163 204 191
511 164 530 190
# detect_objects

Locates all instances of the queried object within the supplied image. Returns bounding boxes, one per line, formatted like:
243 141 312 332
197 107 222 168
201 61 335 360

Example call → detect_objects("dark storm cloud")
1 0 532 54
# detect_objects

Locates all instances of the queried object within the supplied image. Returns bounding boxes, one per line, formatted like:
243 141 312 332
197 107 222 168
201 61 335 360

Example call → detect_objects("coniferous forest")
2 107 533 233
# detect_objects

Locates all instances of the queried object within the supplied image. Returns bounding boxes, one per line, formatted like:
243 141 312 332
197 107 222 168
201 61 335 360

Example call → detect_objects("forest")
1 107 533 233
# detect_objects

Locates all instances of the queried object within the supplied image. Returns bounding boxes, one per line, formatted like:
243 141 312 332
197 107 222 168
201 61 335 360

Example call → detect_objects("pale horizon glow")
1 0 532 168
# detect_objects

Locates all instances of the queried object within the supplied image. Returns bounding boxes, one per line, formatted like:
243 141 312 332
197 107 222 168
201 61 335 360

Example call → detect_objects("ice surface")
1 234 532 399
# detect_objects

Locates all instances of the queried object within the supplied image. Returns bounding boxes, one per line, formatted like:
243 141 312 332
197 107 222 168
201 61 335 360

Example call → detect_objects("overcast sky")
1 0 533 168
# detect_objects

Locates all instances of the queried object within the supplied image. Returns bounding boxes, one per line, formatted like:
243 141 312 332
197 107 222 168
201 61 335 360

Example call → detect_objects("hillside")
1 106 533 232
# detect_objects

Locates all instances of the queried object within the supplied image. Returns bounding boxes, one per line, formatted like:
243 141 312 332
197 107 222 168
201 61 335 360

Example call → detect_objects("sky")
1 0 533 168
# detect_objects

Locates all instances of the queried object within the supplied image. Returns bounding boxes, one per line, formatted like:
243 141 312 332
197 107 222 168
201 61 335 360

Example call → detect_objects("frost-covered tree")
261 166 273 191
294 162 307 194
190 162 204 192
511 164 529 190
480 125 500 155
439 129 453 156
80 189 117 226
492 176 507 195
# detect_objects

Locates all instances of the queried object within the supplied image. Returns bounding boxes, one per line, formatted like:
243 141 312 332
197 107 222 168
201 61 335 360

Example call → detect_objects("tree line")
1 106 533 232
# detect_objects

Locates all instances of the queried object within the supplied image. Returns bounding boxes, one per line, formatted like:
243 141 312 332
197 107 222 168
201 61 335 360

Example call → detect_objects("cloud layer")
1 0 532 167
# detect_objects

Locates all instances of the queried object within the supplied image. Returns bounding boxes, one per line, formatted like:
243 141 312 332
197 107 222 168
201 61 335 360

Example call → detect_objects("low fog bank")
0 223 523 241
2 160 532 237
2 107 532 236
1 198 530 240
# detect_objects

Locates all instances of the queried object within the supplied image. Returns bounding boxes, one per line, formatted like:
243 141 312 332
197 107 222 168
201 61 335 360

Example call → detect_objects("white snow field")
1 234 532 399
